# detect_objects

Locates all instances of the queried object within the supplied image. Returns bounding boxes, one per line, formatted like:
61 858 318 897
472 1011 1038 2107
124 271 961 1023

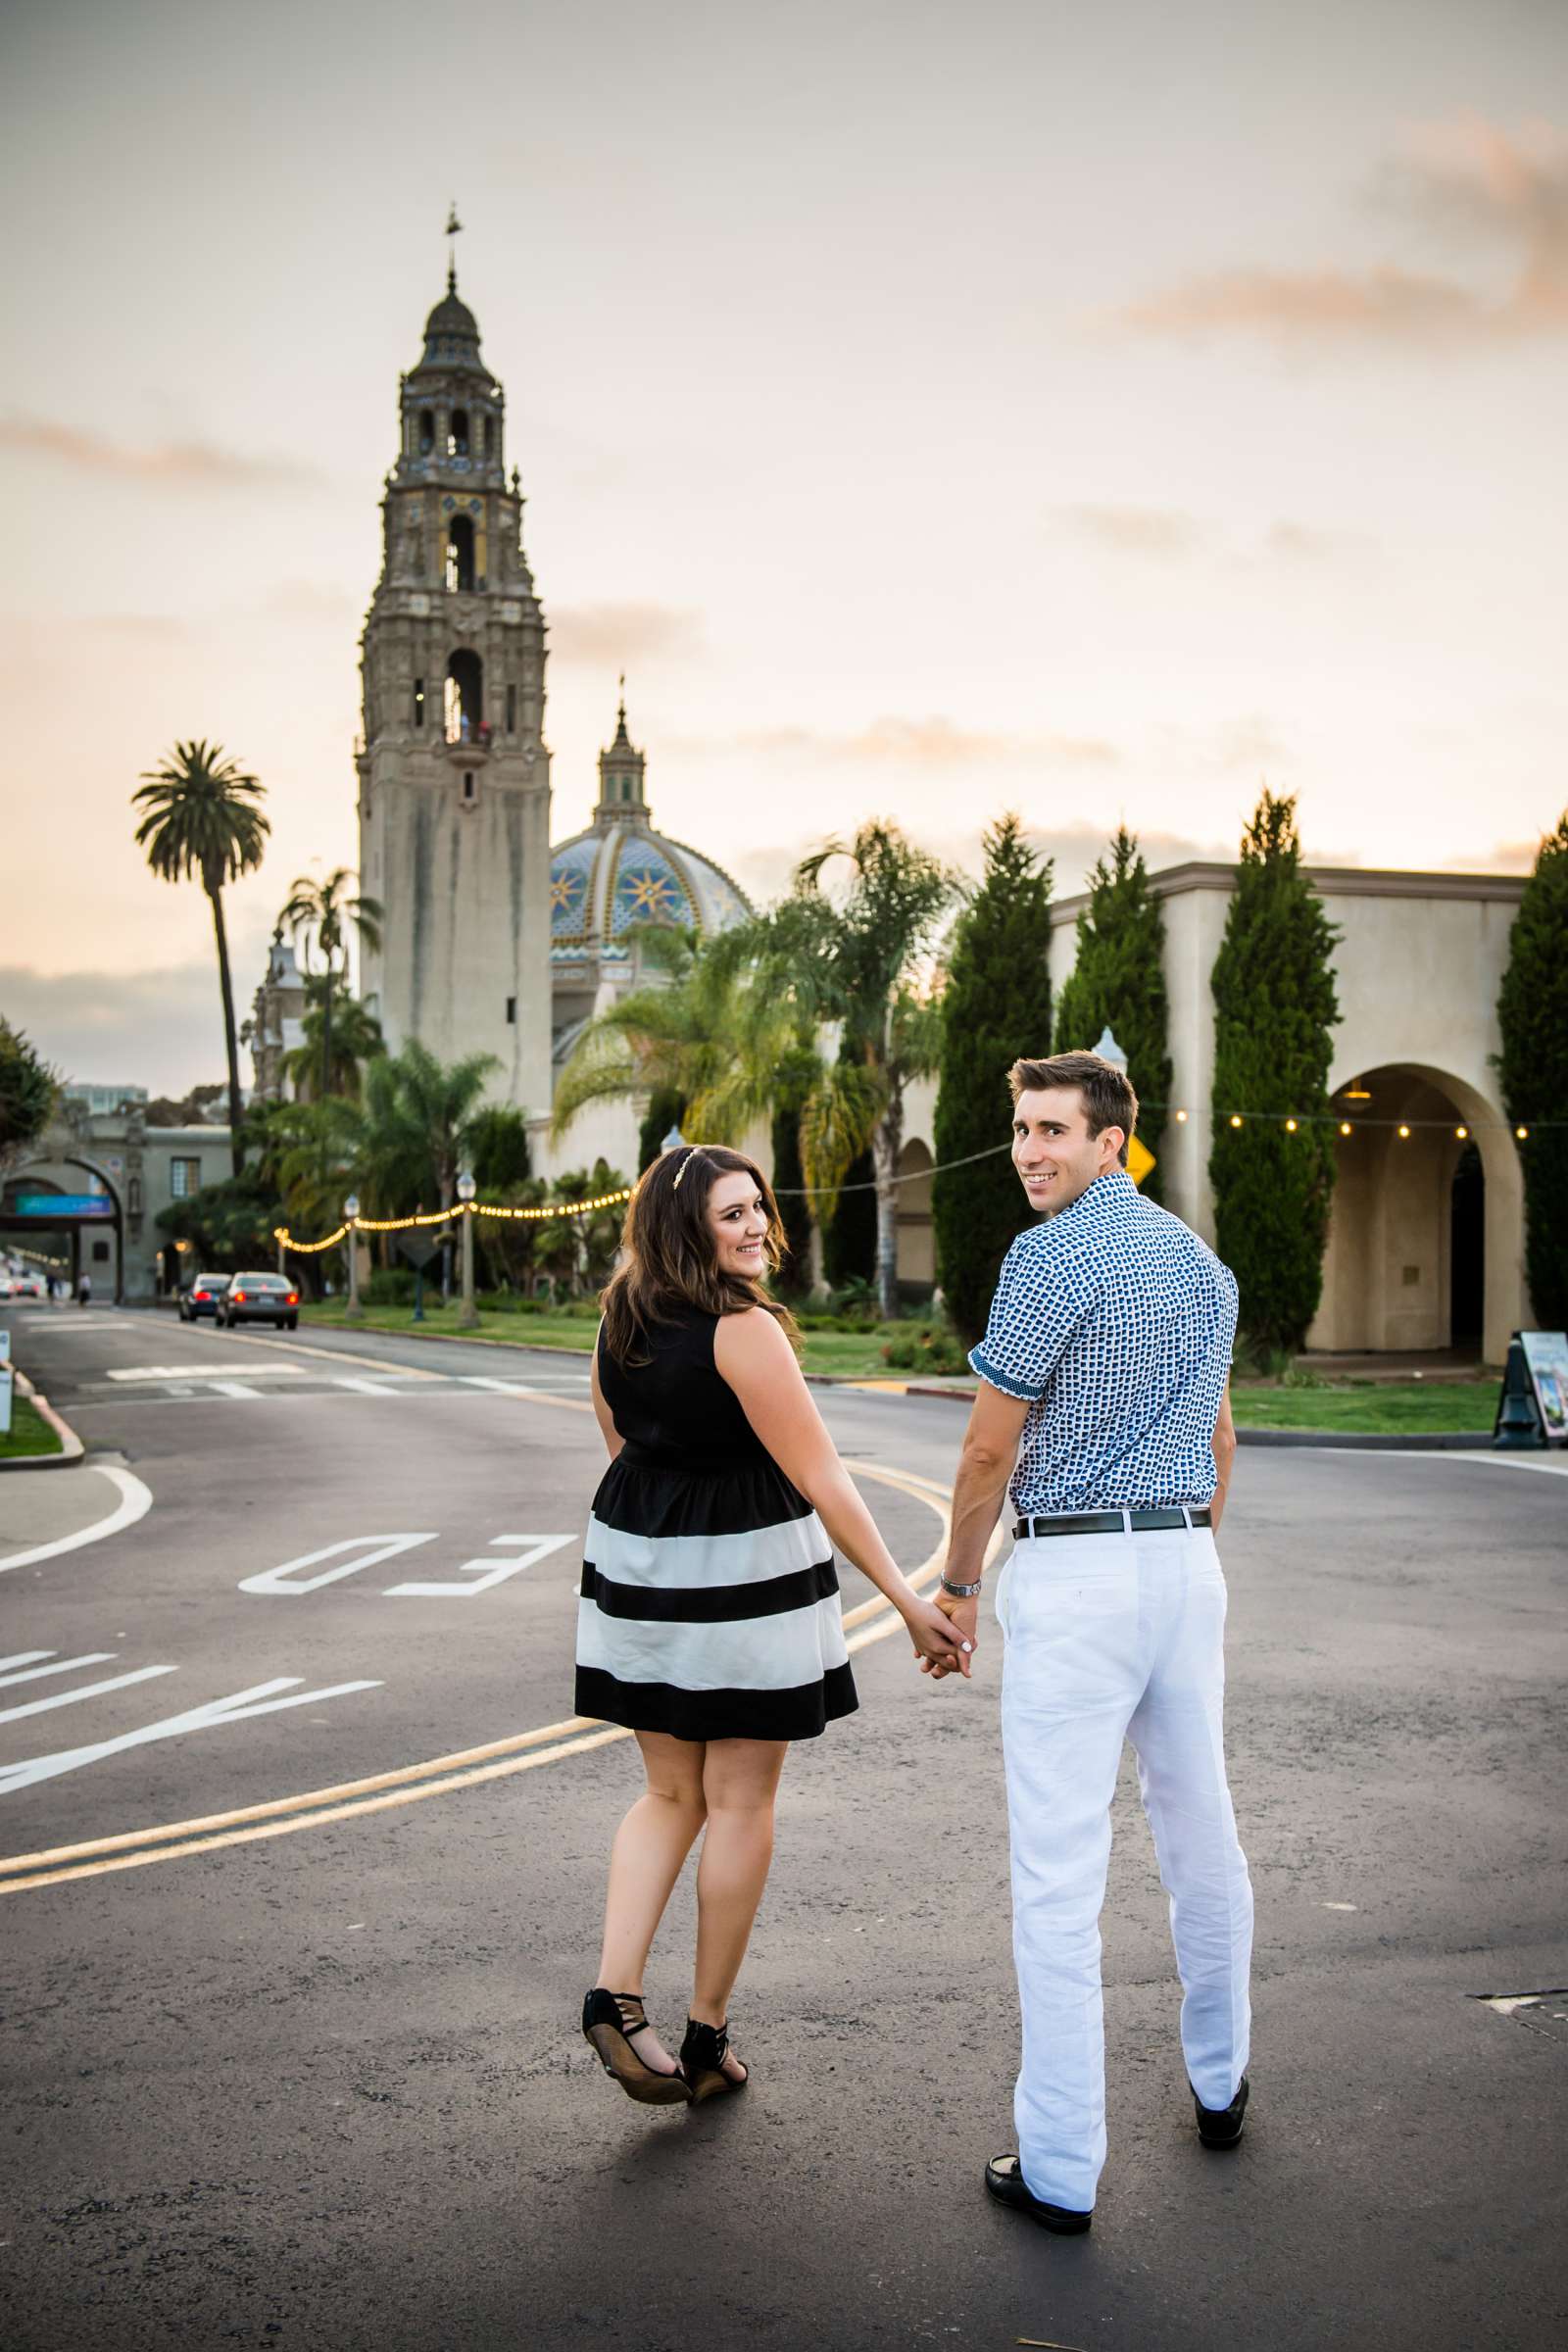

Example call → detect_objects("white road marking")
0 1651 117 1690
239 1532 438 1595
209 1380 263 1398
331 1376 401 1395
0 1662 176 1726
107 1363 307 1381
0 1652 54 1675
0 1675 384 1795
0 1464 154 1575
383 1533 574 1597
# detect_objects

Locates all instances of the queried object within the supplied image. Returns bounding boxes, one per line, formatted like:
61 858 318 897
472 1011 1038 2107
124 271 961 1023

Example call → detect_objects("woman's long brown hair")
599 1144 801 1367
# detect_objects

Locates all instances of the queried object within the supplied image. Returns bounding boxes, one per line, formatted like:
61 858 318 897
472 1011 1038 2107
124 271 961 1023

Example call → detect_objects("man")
932 1050 1251 2232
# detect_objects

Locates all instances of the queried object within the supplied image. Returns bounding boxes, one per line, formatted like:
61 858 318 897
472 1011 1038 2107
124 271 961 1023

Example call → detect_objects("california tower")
356 246 552 1111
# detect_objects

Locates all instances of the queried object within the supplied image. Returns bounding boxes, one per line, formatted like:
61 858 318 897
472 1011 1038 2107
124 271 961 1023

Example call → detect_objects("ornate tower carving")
356 248 552 1113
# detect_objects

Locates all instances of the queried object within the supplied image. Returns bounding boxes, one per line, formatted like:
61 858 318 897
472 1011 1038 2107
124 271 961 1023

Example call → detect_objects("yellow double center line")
0 1459 954 1895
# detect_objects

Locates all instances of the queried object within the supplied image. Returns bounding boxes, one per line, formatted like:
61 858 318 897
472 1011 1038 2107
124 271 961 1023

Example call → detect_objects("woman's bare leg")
692 1738 788 2069
597 1731 708 2074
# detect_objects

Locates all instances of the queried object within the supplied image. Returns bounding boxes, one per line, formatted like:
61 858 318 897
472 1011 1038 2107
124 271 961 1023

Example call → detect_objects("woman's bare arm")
712 1308 964 1665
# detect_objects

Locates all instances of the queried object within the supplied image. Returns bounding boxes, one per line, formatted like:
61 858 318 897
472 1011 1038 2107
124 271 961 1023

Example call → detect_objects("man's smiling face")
1011 1086 1126 1219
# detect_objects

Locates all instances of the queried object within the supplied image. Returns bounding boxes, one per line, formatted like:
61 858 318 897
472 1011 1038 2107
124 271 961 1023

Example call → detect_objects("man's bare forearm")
943 1446 1014 1587
1209 1391 1237 1532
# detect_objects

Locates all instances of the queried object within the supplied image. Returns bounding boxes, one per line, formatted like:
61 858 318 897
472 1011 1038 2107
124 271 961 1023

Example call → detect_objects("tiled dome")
549 820 751 963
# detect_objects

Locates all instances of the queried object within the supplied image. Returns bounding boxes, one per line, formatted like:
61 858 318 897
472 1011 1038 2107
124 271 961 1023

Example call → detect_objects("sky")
2 0 1565 1092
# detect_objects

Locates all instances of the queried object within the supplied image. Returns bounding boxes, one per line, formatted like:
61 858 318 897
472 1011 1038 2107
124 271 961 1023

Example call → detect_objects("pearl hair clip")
671 1149 698 1193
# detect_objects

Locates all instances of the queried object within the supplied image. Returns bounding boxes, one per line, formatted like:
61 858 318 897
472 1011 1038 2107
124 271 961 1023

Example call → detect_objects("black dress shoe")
1193 2073 1250 2148
983 2154 1093 2233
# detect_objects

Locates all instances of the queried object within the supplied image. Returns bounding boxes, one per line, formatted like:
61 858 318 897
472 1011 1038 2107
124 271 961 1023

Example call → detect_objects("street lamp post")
456 1170 477 1329
344 1194 363 1322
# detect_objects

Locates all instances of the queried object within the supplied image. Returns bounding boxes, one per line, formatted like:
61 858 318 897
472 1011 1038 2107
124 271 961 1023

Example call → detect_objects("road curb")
0 1369 85 1472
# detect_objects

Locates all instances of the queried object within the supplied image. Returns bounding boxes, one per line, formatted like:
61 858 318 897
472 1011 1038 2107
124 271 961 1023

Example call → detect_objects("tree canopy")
1495 808 1568 1327
1054 824 1172 1203
1208 789 1340 1353
932 814 1054 1342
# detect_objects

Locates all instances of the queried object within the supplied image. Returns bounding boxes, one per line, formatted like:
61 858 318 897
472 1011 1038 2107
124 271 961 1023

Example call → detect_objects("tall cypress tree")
1053 824 1173 1202
770 1104 814 1298
1209 789 1340 1353
932 813 1054 1343
1495 808 1568 1328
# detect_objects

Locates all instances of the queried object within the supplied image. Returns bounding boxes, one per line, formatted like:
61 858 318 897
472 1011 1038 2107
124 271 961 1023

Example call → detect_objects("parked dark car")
218 1273 300 1331
178 1273 231 1322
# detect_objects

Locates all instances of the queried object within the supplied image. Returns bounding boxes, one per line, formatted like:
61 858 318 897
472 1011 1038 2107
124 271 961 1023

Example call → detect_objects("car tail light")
231 1291 247 1302
285 1293 299 1305
194 1290 210 1301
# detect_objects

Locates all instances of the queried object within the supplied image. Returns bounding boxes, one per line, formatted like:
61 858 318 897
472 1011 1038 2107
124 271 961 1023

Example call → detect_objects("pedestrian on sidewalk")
75 1272 91 1307
577 1142 966 2106
928 1049 1252 2231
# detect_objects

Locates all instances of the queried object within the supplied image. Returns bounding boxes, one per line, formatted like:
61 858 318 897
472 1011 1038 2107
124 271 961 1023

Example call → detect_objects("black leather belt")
1013 1505 1212 1540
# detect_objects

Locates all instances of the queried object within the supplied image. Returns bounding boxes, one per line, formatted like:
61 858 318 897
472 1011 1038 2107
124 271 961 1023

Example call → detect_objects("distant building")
62 1082 148 1117
248 933 308 1102
2 1095 233 1302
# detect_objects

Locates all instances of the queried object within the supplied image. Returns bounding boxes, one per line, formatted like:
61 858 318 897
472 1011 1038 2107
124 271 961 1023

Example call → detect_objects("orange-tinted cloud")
1116 118 1568 347
548 601 706 666
1057 504 1204 556
0 414 318 486
679 717 1121 771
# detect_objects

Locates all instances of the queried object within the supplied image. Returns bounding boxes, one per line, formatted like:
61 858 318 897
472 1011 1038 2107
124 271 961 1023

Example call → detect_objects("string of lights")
273 1187 634 1254
273 1107 1550 1246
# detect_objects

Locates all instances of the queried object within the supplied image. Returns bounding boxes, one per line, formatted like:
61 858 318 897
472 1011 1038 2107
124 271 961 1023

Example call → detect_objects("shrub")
1495 809 1568 1327
881 1323 971 1375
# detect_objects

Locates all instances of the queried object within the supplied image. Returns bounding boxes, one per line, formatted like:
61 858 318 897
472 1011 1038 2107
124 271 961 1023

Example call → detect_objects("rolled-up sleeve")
968 1234 1092 1401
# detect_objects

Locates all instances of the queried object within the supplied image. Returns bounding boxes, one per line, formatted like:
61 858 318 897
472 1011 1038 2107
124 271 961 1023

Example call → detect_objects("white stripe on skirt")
576 1591 851 1694
585 1509 831 1592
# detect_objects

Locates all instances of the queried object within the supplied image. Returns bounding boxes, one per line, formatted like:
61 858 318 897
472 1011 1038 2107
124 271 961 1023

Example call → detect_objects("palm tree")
355 1040 499 1214
281 987 385 1102
134 740 270 1175
551 926 802 1143
739 822 961 1318
278 866 383 1102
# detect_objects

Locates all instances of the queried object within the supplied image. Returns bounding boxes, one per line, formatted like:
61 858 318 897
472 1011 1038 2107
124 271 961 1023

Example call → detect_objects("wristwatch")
940 1574 984 1598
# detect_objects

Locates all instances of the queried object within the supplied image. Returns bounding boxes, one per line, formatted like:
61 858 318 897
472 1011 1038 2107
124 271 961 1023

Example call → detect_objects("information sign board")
1519 1331 1568 1446
12 1194 113 1218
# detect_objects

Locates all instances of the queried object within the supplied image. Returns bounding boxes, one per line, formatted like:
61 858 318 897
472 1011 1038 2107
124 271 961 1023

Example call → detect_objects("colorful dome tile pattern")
549 822 751 959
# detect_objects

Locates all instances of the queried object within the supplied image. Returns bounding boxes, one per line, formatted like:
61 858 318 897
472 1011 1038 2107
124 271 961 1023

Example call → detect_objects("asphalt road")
2 1305 1564 2352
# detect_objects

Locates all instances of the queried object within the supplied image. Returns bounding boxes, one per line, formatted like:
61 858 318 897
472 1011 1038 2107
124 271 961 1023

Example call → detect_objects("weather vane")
445 200 464 291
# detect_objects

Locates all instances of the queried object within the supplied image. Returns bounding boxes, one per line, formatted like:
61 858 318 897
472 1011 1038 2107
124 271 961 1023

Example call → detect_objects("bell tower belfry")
356 225 552 1113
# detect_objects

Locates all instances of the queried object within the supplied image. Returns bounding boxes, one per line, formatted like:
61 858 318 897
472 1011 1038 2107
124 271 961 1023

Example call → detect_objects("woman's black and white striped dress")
574 1309 858 1742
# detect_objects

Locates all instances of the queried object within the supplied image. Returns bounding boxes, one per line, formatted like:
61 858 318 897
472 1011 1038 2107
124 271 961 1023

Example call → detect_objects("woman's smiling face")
705 1168 771 1278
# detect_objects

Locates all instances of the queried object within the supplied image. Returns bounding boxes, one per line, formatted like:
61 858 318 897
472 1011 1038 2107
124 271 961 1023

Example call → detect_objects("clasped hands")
902 1585 978 1681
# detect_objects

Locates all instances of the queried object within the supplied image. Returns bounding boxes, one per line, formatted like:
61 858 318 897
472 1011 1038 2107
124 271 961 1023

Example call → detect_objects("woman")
578 1142 967 2106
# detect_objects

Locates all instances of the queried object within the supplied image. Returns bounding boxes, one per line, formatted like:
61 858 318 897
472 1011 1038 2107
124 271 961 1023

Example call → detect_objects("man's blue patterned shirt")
969 1168 1238 1514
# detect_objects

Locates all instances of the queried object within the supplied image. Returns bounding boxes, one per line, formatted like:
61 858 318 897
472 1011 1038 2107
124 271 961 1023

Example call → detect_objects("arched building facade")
899 862 1530 1361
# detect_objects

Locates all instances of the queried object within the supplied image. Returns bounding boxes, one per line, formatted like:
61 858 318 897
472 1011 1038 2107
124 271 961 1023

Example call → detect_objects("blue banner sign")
11 1194 114 1218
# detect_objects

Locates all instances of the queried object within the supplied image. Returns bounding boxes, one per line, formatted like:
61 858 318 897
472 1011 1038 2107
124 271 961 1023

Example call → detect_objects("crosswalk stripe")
0 1652 117 1690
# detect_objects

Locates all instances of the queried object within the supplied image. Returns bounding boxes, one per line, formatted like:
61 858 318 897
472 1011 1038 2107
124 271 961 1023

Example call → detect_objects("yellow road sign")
1127 1136 1156 1189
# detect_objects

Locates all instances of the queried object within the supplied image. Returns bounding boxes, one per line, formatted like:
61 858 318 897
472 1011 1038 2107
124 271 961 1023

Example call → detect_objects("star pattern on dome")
620 867 682 917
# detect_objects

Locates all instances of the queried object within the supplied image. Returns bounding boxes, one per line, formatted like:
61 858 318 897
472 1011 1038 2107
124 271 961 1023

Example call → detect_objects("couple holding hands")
576 1049 1252 2230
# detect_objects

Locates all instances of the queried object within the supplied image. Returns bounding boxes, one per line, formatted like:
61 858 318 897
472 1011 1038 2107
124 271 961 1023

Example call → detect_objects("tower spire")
445 200 464 295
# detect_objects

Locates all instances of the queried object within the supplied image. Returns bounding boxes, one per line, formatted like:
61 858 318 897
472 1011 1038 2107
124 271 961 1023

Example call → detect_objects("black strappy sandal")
679 2016 750 2103
581 1987 693 2106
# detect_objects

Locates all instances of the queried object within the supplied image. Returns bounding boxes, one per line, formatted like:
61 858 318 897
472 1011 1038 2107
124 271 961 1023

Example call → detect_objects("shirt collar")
1048 1165 1137 1234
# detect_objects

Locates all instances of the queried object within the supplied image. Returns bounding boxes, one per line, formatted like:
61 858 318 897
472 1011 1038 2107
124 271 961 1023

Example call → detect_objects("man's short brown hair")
1008 1051 1138 1169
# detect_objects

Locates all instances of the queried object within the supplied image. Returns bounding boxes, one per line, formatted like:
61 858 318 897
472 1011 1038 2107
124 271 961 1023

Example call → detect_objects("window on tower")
445 514 475 593
449 408 469 458
413 677 425 728
445 650 483 742
418 409 434 456
483 416 495 460
506 682 516 734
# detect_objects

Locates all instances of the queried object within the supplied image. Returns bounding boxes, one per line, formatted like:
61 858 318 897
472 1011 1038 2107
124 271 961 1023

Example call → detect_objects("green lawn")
1229 1380 1495 1435
296 1303 1500 1431
0 1396 64 1460
300 1299 926 1380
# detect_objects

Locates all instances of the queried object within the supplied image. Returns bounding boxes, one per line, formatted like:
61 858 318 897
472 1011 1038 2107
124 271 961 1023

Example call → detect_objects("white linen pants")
997 1524 1252 2212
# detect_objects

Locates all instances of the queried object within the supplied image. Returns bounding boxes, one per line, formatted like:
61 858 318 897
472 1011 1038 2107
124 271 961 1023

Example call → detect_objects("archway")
1308 1062 1525 1366
444 648 483 741
0 1155 127 1302
895 1137 935 1293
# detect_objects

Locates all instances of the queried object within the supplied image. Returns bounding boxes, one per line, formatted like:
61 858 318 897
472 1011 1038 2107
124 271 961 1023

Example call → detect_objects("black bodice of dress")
596 1309 772 1472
